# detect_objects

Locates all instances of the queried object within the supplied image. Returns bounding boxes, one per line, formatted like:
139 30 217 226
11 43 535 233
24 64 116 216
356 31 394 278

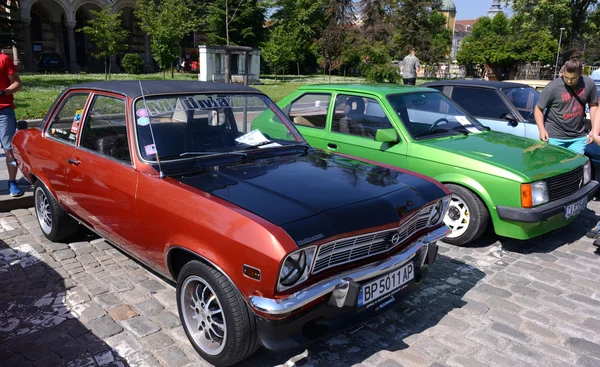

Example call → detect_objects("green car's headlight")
584 162 591 185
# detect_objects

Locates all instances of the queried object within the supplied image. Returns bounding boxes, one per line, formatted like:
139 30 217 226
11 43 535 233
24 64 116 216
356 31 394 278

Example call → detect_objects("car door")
450 86 526 137
66 93 140 252
42 92 92 206
285 92 331 150
323 93 407 167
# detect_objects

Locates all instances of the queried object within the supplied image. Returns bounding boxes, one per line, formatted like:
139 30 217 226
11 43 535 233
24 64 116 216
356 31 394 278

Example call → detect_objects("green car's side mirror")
375 128 399 143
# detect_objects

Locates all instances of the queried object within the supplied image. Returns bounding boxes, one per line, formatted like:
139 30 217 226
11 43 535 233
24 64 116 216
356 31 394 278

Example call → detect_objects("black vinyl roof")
66 80 261 98
422 79 530 89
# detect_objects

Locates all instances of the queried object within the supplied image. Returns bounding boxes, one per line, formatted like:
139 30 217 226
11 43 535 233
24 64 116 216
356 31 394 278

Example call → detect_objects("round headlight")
430 200 443 225
280 251 307 286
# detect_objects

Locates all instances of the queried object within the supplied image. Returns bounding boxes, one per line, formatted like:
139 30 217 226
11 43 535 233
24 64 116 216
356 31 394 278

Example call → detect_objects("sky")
453 0 512 20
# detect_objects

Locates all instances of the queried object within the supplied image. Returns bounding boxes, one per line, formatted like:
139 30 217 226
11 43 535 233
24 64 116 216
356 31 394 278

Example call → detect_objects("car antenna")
138 80 164 178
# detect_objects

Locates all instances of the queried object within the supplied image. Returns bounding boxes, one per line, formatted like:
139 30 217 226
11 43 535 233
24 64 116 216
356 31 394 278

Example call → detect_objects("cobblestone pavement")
1 203 600 367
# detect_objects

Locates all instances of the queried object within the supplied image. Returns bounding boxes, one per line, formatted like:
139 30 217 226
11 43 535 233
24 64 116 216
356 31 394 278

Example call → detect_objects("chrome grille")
312 204 434 274
546 166 584 202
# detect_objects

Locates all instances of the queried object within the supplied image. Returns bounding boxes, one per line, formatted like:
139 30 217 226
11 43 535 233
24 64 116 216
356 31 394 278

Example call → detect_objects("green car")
254 84 598 245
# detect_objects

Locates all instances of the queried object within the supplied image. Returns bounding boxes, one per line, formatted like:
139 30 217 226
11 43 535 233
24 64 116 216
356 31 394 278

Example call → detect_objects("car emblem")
391 232 401 246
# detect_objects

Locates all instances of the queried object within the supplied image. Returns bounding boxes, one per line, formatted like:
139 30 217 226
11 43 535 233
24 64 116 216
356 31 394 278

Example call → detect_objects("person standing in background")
0 51 23 197
400 47 420 86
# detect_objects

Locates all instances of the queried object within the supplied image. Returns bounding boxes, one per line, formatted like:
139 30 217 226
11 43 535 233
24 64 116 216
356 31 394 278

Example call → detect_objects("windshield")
387 92 485 139
501 87 539 120
134 93 305 161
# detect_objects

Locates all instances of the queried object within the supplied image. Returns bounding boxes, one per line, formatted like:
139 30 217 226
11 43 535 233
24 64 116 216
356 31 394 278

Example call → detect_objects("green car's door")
322 93 408 167
284 92 331 150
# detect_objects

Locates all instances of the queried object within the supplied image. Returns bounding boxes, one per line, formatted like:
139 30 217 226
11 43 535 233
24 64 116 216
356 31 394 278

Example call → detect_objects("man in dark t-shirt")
535 59 598 154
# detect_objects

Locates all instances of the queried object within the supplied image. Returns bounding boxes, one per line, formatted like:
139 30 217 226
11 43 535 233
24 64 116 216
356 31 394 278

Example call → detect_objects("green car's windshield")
501 86 539 121
387 92 485 139
134 93 305 161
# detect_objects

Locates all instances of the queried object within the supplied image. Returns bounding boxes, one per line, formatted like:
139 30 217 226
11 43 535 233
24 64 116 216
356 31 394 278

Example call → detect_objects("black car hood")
174 151 446 245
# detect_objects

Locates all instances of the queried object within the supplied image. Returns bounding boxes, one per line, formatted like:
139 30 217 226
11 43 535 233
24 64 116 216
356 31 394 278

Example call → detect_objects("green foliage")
78 7 129 80
360 43 401 83
135 0 199 76
121 53 145 74
198 0 266 47
0 1 20 49
391 0 452 64
262 26 297 77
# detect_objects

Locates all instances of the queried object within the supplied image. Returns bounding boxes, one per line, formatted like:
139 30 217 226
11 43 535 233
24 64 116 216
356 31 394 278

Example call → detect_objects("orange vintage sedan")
12 81 451 366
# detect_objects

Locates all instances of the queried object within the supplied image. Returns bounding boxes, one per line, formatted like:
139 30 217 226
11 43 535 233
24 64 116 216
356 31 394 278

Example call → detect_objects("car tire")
34 181 80 242
442 184 489 246
177 260 259 367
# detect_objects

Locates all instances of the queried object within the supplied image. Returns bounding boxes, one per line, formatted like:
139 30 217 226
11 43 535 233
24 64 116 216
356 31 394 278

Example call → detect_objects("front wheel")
176 260 259 367
442 184 489 246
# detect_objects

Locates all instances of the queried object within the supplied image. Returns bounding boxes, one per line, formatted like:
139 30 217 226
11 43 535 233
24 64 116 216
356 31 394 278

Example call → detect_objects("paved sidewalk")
0 148 33 212
0 204 600 367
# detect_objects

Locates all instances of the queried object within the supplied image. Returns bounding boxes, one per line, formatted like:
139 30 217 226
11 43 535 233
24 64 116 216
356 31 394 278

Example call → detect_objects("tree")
78 7 129 80
457 13 515 66
198 0 266 47
359 0 394 43
504 0 597 48
391 0 451 64
318 23 346 81
0 0 20 49
135 0 199 79
261 25 297 79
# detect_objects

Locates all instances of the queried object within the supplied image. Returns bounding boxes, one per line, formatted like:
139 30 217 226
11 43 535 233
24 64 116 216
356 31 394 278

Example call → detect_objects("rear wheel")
177 260 259 367
34 181 80 242
442 184 489 246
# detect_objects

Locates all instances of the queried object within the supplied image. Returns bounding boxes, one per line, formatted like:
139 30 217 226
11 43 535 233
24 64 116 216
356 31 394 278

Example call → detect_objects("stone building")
3 0 152 73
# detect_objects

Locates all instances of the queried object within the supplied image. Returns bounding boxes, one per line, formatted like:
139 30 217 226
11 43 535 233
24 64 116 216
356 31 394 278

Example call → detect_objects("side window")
80 95 130 163
332 94 393 138
452 87 511 119
288 94 331 129
47 93 90 143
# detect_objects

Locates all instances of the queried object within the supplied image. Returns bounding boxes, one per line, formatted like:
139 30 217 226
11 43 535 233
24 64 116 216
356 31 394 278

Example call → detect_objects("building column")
65 21 79 73
21 17 35 71
53 22 63 54
11 46 21 68
143 34 154 72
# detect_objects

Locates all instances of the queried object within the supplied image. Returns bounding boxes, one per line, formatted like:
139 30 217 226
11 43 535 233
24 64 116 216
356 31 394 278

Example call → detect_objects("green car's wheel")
442 184 489 246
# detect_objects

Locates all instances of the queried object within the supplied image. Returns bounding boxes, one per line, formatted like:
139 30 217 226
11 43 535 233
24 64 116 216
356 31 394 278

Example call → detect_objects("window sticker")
68 133 76 141
235 130 270 146
71 109 84 134
144 144 157 155
136 108 148 117
137 117 150 126
145 96 232 116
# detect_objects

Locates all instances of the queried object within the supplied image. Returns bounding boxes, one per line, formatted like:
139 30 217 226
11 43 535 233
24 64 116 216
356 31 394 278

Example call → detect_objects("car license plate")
565 197 587 220
357 262 414 308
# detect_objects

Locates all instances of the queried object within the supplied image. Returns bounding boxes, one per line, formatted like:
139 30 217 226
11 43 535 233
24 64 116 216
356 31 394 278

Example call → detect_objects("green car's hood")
417 131 588 182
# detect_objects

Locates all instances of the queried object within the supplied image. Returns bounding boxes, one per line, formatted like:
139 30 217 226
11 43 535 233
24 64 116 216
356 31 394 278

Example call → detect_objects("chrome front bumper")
249 225 451 316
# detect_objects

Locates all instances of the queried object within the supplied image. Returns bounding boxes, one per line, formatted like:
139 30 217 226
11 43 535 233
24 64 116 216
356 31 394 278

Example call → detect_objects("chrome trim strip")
249 225 450 315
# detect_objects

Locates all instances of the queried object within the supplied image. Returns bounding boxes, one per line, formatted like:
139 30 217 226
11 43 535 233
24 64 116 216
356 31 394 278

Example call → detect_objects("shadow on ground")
238 254 485 366
0 240 129 366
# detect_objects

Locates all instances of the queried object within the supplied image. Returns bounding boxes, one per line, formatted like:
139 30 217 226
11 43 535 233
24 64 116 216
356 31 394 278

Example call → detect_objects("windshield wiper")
414 128 450 138
180 151 248 158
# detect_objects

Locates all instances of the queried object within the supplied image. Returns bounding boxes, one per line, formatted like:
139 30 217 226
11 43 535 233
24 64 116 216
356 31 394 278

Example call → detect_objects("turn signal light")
243 265 261 281
521 184 533 208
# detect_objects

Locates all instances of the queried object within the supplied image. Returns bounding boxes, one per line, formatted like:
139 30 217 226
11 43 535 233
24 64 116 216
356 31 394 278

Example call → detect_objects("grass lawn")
14 72 436 120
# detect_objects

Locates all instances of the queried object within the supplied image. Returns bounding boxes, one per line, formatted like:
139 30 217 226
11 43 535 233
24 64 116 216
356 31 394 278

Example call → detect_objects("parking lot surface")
1 203 600 367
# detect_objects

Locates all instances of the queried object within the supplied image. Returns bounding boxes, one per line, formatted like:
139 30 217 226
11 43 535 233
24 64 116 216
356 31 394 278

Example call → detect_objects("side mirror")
504 113 518 125
16 120 28 130
375 128 399 143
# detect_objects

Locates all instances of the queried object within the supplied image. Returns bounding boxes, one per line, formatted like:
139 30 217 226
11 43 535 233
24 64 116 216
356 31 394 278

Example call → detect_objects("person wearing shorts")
0 52 23 197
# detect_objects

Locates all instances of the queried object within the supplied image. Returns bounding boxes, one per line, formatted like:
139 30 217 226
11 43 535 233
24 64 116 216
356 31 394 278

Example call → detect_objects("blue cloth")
548 136 588 154
0 107 16 150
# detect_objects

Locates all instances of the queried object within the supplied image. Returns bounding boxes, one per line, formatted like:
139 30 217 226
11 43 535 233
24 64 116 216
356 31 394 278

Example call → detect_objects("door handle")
327 143 338 150
67 158 81 166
